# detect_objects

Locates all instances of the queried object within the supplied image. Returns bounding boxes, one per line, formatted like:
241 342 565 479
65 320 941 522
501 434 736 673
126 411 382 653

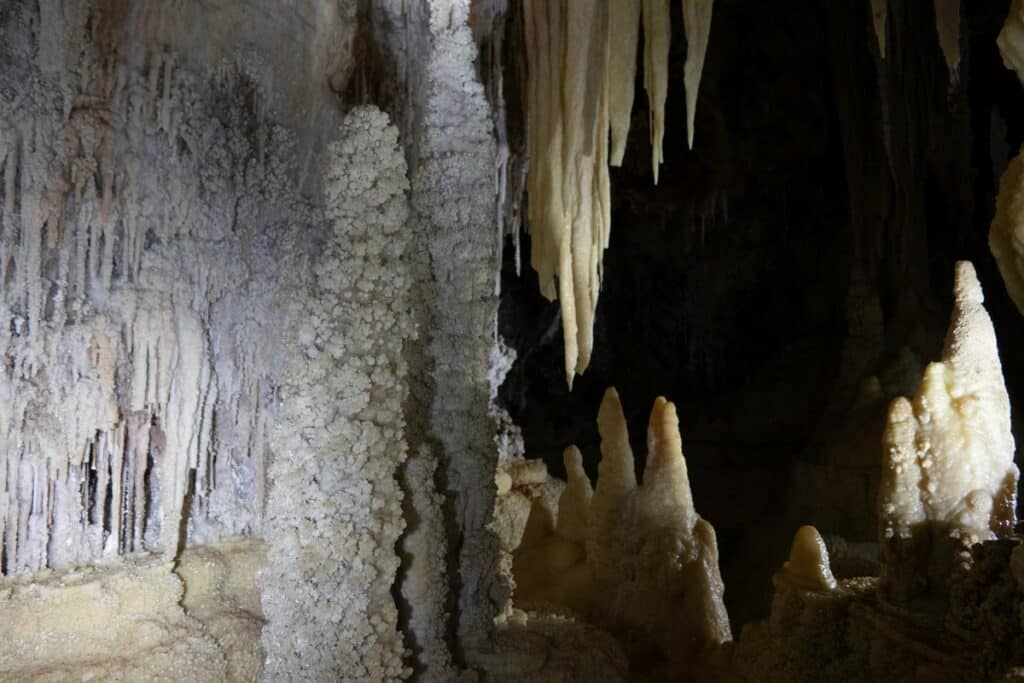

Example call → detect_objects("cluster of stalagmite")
512 389 731 672
524 0 715 385
878 262 1018 599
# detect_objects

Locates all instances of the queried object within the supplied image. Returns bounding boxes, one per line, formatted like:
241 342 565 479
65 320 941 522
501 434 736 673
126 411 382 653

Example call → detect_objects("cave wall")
0 0 505 679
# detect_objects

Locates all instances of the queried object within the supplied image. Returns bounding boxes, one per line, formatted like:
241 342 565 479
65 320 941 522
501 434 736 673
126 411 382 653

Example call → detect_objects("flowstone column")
407 0 504 664
259 106 413 680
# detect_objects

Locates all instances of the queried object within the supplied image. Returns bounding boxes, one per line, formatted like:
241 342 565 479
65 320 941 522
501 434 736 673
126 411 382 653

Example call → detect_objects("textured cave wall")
1 0 507 679
0 0 317 576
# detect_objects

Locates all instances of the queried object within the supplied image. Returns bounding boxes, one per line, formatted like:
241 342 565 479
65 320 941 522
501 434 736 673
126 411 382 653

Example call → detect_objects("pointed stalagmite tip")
953 260 984 305
646 397 681 463
598 388 626 438
557 445 592 543
778 525 837 592
888 396 914 424
564 445 585 477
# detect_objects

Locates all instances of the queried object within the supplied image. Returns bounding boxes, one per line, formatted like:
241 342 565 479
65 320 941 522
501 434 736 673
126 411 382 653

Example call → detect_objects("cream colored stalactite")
524 0 611 386
871 0 888 59
682 0 714 150
643 0 670 182
879 262 1019 600
524 0 565 302
609 0 642 166
934 0 961 82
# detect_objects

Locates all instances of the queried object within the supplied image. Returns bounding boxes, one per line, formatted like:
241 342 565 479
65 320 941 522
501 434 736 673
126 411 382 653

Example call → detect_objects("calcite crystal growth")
258 106 412 681
879 262 1019 600
513 389 732 671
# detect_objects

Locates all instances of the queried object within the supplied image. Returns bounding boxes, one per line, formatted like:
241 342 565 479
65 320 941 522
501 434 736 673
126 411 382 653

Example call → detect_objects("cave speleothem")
5 0 1024 681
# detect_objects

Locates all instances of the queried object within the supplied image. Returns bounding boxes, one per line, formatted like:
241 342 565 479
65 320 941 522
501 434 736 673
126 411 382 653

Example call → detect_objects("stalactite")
681 0 714 150
643 0 670 181
609 0 642 166
523 0 611 385
934 0 961 87
871 0 888 59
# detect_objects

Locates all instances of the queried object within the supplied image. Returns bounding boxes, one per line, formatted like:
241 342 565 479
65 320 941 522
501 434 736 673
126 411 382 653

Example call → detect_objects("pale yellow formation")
775 525 837 593
513 390 731 670
0 539 264 681
990 143 1024 317
682 0 714 150
994 2 1024 315
999 0 1024 87
556 446 594 543
643 0 671 181
525 2 687 384
871 0 888 59
524 0 611 385
879 262 1019 599
934 0 961 78
609 0 642 166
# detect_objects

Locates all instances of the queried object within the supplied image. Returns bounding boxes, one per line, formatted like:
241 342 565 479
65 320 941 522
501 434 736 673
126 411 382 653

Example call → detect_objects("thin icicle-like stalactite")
643 0 671 182
681 0 714 150
609 0 642 166
524 0 611 386
524 1 688 385
871 0 888 59
934 0 961 86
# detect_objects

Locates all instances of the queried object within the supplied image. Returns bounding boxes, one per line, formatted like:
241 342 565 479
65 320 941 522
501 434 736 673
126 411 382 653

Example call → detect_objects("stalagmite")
609 0 642 166
878 262 1019 600
555 446 593 543
682 0 714 150
775 526 838 592
934 0 961 84
871 0 888 59
586 388 638 582
511 391 731 670
643 0 671 181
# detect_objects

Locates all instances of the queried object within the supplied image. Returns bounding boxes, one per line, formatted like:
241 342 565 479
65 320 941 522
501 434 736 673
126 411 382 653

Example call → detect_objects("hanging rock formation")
609 0 643 167
643 0 671 181
934 0 961 85
871 0 888 59
682 0 715 149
